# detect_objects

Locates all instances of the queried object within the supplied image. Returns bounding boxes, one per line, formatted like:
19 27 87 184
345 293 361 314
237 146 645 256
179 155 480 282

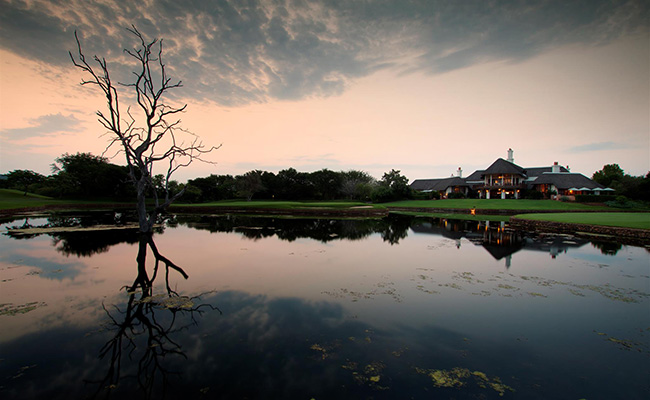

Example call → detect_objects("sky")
0 0 648 183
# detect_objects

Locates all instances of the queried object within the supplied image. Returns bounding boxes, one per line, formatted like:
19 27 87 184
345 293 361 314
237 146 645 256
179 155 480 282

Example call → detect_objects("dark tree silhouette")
86 235 220 398
5 169 46 195
70 26 219 233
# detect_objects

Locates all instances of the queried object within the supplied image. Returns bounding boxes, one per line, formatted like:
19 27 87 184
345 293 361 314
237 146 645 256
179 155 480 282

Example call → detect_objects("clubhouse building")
411 149 612 200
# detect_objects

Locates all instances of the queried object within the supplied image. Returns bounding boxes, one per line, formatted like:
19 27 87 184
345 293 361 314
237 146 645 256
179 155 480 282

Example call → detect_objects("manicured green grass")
0 191 382 213
0 189 133 211
514 212 650 230
384 199 608 211
172 200 385 210
0 189 60 210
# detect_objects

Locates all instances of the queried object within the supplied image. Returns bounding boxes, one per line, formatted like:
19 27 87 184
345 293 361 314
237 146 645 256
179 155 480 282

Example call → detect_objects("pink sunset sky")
1 0 648 183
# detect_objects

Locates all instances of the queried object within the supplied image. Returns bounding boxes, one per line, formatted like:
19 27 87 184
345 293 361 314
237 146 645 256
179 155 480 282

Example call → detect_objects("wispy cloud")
568 141 632 152
1 113 82 139
1 0 647 106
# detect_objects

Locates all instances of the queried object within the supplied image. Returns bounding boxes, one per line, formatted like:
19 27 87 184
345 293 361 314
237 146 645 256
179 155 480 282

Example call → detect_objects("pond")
0 212 648 399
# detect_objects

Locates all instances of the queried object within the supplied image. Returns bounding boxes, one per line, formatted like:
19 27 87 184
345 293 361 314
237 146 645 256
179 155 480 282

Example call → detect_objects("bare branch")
71 26 218 233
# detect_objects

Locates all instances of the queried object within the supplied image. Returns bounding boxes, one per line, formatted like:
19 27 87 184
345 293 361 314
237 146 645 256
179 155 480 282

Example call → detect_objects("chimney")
457 167 463 178
552 161 560 173
507 148 514 163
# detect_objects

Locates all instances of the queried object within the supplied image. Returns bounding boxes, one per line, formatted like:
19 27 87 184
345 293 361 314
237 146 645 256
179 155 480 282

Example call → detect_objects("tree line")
3 156 648 203
591 164 650 201
0 152 413 203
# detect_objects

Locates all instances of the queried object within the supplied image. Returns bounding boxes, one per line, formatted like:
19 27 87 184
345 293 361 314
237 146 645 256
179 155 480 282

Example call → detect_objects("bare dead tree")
70 25 220 233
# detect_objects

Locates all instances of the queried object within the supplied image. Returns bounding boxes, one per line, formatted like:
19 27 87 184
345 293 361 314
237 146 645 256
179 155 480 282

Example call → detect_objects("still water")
0 212 648 399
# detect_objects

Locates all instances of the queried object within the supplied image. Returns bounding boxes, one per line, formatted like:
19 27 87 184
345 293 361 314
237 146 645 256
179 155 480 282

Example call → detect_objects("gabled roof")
464 170 484 182
531 173 605 190
481 158 526 177
482 243 523 260
410 177 468 191
526 166 569 177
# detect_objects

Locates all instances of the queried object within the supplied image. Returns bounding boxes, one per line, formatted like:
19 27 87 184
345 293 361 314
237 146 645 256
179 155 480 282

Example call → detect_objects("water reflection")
5 212 160 256
179 214 411 244
1 212 648 399
172 214 612 265
87 234 220 399
3 212 626 260
590 240 624 255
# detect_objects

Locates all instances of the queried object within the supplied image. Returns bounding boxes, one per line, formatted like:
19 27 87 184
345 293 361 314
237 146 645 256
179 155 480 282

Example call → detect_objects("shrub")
604 195 646 209
370 186 394 203
411 191 429 200
34 186 61 198
523 190 544 200
179 184 203 203
574 194 617 203
447 192 466 199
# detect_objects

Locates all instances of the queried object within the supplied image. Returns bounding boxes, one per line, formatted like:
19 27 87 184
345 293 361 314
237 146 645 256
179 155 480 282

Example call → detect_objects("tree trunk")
131 234 152 297
136 177 152 233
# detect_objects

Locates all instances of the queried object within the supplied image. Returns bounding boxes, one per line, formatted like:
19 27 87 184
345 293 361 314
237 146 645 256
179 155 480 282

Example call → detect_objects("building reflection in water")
410 218 590 268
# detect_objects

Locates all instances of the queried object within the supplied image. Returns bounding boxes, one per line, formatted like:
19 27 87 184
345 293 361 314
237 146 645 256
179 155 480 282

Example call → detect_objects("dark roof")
482 243 523 260
464 170 484 181
410 177 468 191
526 166 569 177
481 158 526 177
531 173 605 190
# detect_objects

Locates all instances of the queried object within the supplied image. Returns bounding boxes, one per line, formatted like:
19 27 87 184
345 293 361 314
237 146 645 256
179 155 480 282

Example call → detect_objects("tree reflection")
377 214 411 245
52 230 141 257
590 241 623 255
86 234 220 399
179 214 413 244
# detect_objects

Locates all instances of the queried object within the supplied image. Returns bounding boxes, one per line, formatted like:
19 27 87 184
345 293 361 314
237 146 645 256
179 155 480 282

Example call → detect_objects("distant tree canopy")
592 164 625 187
3 153 134 199
236 170 265 201
371 169 412 203
592 164 649 201
340 170 376 201
2 159 414 204
187 174 236 202
5 170 46 195
52 153 133 199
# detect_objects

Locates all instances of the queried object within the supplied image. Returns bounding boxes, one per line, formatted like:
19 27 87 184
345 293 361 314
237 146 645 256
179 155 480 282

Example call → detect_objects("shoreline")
509 216 650 246
1 204 648 244
384 206 637 215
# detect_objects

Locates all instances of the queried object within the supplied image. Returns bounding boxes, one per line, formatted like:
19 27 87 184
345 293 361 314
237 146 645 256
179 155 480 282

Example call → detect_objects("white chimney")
457 167 463 178
507 148 514 163
552 161 560 173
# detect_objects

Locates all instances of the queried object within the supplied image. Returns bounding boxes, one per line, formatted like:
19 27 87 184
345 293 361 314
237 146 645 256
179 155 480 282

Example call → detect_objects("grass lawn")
0 189 133 211
384 199 609 211
0 191 382 213
514 212 650 230
0 189 61 210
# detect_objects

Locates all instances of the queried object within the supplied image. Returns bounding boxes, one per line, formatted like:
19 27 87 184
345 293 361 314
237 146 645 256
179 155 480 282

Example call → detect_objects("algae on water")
415 366 515 396
0 302 47 316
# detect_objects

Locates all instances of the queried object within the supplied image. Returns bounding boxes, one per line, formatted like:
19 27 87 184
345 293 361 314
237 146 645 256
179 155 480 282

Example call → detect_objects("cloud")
568 141 632 152
0 113 82 139
0 0 647 106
